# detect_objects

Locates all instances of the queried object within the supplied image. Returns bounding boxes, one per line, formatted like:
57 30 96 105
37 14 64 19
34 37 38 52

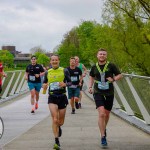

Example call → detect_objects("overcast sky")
0 0 104 53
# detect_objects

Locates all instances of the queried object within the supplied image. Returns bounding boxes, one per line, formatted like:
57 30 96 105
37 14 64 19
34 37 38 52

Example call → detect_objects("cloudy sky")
0 0 103 53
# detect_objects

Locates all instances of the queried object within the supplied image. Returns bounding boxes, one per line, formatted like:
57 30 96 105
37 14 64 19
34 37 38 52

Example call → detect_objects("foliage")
34 52 50 67
55 1 150 75
0 50 14 68
30 45 46 54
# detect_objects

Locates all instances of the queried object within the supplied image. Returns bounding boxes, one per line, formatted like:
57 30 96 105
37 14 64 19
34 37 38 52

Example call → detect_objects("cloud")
0 0 103 53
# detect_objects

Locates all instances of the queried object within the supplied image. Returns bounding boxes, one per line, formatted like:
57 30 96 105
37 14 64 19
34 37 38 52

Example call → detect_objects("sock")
55 138 60 145
32 105 35 110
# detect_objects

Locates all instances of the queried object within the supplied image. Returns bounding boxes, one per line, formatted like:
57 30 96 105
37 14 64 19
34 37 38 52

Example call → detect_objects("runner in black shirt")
89 48 122 147
67 57 83 114
25 55 45 113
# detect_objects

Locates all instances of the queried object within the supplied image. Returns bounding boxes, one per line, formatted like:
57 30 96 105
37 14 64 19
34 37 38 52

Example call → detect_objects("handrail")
0 70 29 102
83 72 150 125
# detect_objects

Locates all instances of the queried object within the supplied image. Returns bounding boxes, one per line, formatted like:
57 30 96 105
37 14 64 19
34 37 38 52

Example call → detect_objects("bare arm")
82 64 87 77
88 76 94 94
114 74 122 81
25 72 28 80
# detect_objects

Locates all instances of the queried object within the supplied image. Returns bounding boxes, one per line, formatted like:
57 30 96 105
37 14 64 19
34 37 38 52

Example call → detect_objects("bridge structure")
0 70 150 150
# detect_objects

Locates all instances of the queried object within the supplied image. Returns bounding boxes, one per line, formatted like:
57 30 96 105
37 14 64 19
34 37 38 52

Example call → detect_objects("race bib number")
71 76 78 82
69 85 77 89
29 75 35 81
50 82 60 91
98 82 109 90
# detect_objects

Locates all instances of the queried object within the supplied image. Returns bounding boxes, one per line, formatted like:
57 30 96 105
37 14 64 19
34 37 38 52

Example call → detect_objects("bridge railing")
83 72 150 125
0 70 150 127
0 70 29 102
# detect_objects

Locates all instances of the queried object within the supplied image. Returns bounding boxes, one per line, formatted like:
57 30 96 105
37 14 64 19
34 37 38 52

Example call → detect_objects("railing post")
125 77 150 124
1 73 15 99
9 72 22 96
114 82 134 116
15 72 25 94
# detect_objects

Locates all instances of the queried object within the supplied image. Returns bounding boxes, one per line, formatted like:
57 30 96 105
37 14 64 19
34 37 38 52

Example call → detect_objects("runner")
67 57 83 114
88 48 122 147
0 60 7 94
75 56 87 108
25 55 45 113
43 54 71 150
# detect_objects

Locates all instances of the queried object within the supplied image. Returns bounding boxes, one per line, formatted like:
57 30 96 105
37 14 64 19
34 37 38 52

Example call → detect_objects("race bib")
69 85 77 89
29 75 35 81
71 76 78 82
98 82 109 90
50 82 60 91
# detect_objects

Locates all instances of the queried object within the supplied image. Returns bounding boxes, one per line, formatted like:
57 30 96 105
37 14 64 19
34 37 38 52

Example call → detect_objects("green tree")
34 52 50 67
0 50 14 68
102 0 150 75
30 45 46 54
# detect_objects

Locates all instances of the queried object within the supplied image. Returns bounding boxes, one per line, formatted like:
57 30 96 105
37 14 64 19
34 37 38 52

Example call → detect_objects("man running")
67 57 83 114
25 55 45 113
43 54 71 150
75 56 87 108
88 48 122 147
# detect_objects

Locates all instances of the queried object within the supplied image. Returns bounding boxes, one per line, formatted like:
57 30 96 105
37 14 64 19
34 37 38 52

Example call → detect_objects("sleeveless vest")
47 67 64 83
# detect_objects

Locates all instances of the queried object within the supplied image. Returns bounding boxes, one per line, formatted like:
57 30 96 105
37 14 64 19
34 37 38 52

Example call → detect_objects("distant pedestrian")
88 48 122 147
0 60 7 94
25 55 45 113
43 54 71 150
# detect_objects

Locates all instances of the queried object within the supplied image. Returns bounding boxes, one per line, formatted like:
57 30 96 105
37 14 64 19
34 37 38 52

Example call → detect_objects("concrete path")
0 92 49 148
1 93 149 150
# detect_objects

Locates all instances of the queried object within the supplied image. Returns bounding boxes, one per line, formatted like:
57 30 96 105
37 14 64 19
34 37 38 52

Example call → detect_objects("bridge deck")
0 92 150 150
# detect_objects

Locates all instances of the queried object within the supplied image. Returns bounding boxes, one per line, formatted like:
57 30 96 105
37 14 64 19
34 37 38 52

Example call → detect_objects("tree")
30 46 46 54
0 50 14 68
102 0 150 75
34 52 50 67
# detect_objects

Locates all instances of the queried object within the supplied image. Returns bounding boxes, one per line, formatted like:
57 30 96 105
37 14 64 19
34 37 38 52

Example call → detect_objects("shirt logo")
0 117 4 139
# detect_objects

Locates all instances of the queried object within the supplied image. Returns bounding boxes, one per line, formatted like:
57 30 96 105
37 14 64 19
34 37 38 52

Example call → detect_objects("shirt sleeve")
43 71 48 83
26 65 29 73
111 63 121 75
89 65 95 77
64 68 72 86
40 65 45 73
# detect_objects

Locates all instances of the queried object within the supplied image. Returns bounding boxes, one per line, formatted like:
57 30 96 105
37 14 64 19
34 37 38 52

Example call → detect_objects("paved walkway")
1 93 150 150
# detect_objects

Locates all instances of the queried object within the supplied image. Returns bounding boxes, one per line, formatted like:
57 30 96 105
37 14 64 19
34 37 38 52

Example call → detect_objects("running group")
25 48 122 149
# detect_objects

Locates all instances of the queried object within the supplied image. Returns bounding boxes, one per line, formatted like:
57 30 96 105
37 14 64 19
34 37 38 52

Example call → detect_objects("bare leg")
30 89 35 105
98 106 109 137
70 97 75 109
49 104 59 137
35 90 39 102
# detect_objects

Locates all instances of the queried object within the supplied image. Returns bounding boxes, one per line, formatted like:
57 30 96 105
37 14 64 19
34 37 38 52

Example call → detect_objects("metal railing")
83 72 150 125
0 70 150 127
0 70 29 102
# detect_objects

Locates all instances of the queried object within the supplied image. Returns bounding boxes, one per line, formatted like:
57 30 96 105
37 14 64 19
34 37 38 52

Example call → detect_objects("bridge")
0 71 150 149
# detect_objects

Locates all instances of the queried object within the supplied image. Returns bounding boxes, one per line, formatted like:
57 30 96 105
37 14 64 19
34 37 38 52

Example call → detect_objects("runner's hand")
88 87 93 94
59 82 66 88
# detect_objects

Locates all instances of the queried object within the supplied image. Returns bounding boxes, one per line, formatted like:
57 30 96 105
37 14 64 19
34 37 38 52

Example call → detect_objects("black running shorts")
93 93 114 111
48 94 68 109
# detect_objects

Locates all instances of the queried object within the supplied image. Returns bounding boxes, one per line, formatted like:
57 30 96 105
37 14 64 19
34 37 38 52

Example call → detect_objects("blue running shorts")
28 82 42 92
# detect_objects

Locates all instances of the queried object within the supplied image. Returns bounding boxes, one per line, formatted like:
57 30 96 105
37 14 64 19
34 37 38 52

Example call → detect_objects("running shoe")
31 109 35 113
53 143 60 150
58 126 62 137
71 108 75 114
78 103 81 108
75 102 79 109
35 103 38 109
101 136 107 147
